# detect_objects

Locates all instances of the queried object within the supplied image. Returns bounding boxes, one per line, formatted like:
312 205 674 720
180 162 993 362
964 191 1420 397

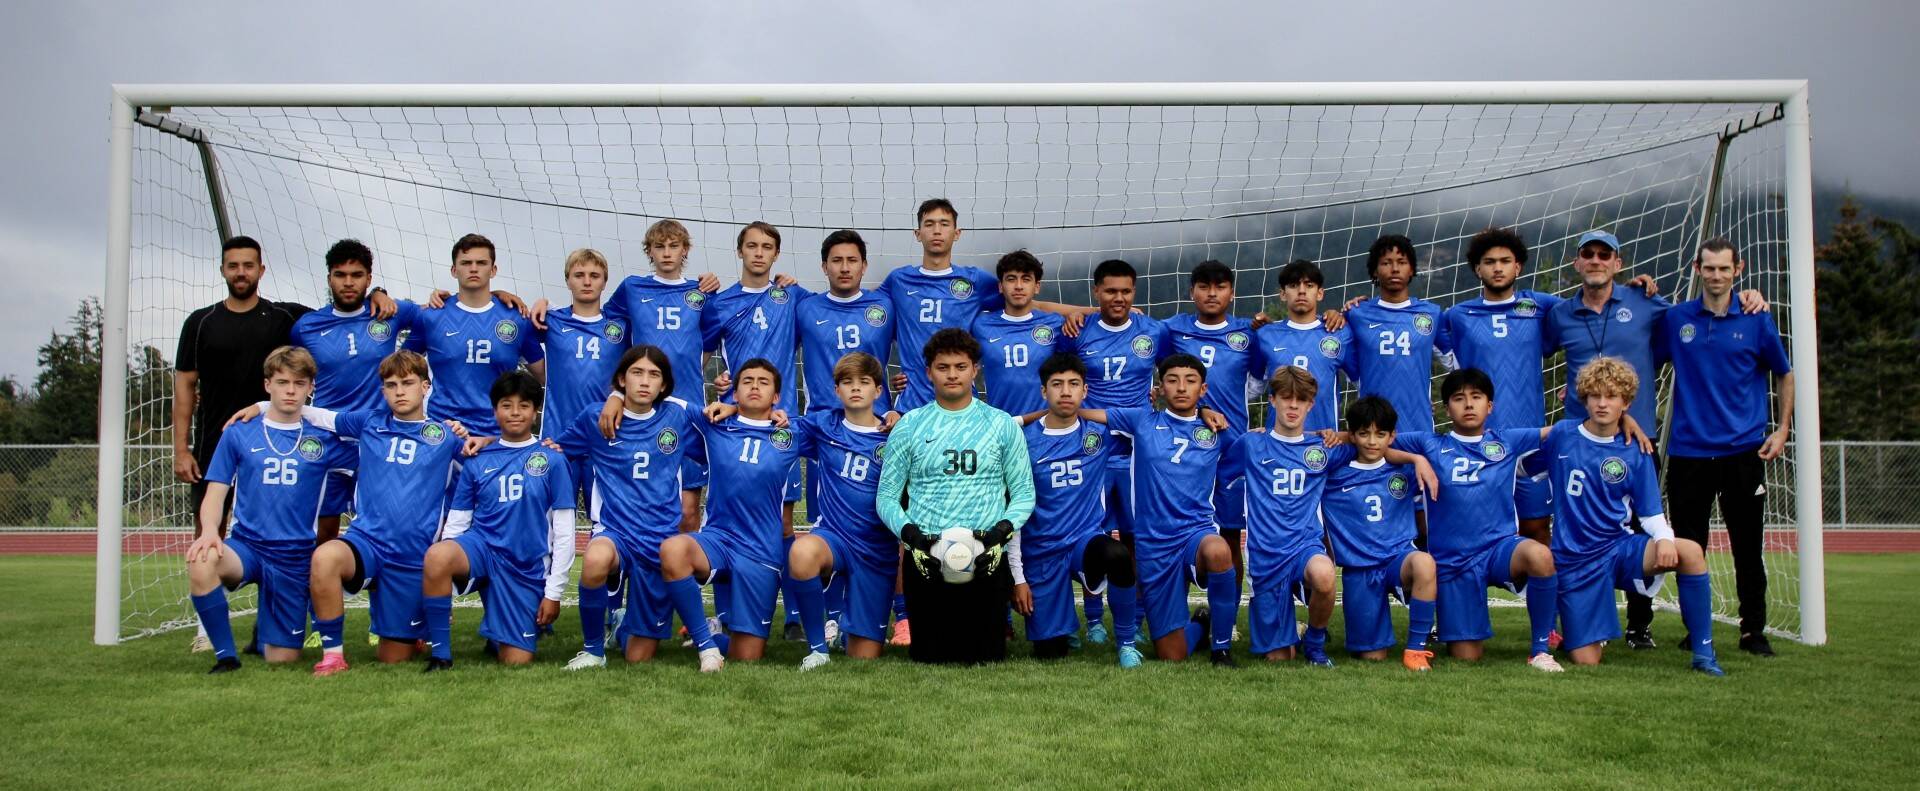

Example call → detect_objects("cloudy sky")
0 0 1915 384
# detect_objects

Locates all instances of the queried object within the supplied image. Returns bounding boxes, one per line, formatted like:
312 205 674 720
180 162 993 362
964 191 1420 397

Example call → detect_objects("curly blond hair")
1575 356 1640 404
643 219 691 253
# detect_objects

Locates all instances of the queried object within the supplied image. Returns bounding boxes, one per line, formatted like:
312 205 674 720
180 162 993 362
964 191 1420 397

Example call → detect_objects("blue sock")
579 583 609 657
1206 570 1239 651
314 614 345 652
1304 625 1328 651
892 592 909 623
1407 597 1436 651
1185 620 1207 655
780 536 801 625
666 576 715 651
712 580 732 625
1526 574 1559 656
426 595 453 661
191 589 236 660
792 574 828 654
711 631 731 655
1678 572 1718 660
1108 585 1139 645
1083 590 1105 628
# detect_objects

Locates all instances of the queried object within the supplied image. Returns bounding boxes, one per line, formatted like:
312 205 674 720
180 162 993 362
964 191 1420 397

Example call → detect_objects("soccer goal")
94 82 1824 646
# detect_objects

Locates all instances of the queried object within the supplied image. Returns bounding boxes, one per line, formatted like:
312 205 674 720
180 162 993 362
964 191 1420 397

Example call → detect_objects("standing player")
1163 261 1258 591
539 249 629 482
1321 396 1440 670
1547 356 1726 675
185 347 357 672
877 329 1035 665
1253 259 1354 434
1344 235 1444 435
974 250 1070 417
420 371 576 670
797 229 896 418
1011 352 1142 668
1659 239 1794 657
1072 259 1168 544
406 234 545 436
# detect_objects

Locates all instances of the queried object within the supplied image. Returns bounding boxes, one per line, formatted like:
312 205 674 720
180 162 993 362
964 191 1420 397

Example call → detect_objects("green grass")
4 556 1918 789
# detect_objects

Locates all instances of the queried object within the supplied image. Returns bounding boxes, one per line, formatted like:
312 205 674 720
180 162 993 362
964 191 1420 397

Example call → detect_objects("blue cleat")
1303 643 1335 668
1691 655 1726 677
1068 631 1083 650
1117 644 1143 669
1086 622 1109 645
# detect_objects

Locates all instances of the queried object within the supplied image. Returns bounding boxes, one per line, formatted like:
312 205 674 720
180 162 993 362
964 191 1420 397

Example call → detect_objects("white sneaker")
565 651 607 671
799 651 830 671
823 619 840 649
1527 652 1566 673
698 646 725 673
189 633 212 653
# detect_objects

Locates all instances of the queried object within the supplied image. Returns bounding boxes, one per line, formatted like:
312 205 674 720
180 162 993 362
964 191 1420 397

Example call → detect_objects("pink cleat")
312 653 350 677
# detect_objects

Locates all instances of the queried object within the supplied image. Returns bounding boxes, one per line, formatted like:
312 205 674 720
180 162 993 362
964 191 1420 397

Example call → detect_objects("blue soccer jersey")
1322 457 1421 569
880 265 1004 411
203 418 358 546
974 310 1071 417
1076 317 1166 411
703 282 811 413
795 290 896 415
1394 428 1543 570
603 275 713 407
1020 418 1116 556
1659 300 1793 458
696 416 814 568
319 408 462 568
291 301 424 411
405 300 544 436
1252 319 1355 432
792 410 891 543
538 307 630 435
448 439 575 585
554 399 705 555
1545 420 1664 566
1347 298 1445 433
1438 290 1563 432
1228 432 1353 580
1542 286 1670 431
1105 408 1224 555
1164 314 1258 432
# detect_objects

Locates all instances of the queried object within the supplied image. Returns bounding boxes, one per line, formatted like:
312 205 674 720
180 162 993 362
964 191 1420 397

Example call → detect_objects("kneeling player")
1322 396 1440 670
186 347 356 673
1549 357 1724 675
1013 353 1142 667
421 372 576 670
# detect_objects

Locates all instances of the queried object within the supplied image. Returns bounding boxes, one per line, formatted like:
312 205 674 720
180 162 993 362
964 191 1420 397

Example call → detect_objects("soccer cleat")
1302 643 1335 668
207 657 242 674
189 633 213 654
782 621 804 642
1625 629 1657 651
366 632 380 647
823 619 841 650
422 657 453 673
1086 622 1110 645
607 607 626 647
1691 655 1727 677
1739 633 1775 657
1209 649 1238 668
1117 644 1143 669
1067 631 1082 650
698 647 725 673
1402 649 1434 672
1547 629 1564 652
1527 652 1566 673
888 617 913 647
566 651 607 671
312 653 350 677
305 631 323 649
799 651 831 671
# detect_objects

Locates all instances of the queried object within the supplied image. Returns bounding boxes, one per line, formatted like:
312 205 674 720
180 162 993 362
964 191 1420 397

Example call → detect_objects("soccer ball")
931 527 984 584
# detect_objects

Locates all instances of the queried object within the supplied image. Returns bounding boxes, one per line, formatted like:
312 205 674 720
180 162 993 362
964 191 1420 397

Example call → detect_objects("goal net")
96 83 1823 645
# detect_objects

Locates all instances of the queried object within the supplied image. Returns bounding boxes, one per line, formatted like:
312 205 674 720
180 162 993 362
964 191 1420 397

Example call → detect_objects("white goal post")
94 81 1824 646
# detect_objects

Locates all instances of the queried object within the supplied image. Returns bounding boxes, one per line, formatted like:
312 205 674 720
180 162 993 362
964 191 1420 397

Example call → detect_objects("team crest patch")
1601 457 1629 484
1193 427 1218 448
1130 335 1155 358
1032 325 1057 346
1514 298 1539 317
1318 335 1342 359
864 305 888 327
1303 446 1329 471
770 428 794 451
1387 473 1411 499
605 321 625 342
296 437 325 461
366 320 392 342
1679 323 1697 344
770 287 791 304
525 451 551 477
1412 314 1435 336
657 427 679 454
493 319 518 343
420 423 447 445
1226 331 1250 352
1482 441 1507 461
1614 306 1633 323
683 290 707 311
1082 432 1102 456
948 279 974 299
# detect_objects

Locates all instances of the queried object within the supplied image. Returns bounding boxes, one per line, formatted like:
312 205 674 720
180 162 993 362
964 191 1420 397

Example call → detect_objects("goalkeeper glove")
900 523 938 553
979 520 1015 549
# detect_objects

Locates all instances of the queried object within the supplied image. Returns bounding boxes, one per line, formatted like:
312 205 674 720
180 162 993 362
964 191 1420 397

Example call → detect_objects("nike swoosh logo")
410 619 423 626
988 337 1002 343
484 467 501 474
1367 323 1383 329
444 331 459 336
1341 485 1359 492
1557 454 1571 459
1440 449 1454 454
1154 426 1168 431
250 447 265 452
1259 459 1274 464
320 330 334 337
815 319 830 325
609 440 623 446
906 290 919 296
760 619 772 626
522 632 536 638
641 298 655 303
558 327 573 333
922 438 935 444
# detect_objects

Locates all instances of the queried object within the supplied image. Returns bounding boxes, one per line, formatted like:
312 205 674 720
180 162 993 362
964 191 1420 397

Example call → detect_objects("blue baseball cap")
1576 230 1621 251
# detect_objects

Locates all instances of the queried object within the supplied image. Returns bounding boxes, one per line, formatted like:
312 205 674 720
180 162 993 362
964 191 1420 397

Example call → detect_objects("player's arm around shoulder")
997 410 1037 527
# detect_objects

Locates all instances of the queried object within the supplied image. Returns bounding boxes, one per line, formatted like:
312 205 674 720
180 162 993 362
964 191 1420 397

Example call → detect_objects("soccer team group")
178 198 1795 677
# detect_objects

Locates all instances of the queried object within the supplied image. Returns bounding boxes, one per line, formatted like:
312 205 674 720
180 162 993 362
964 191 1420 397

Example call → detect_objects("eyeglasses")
1577 248 1616 261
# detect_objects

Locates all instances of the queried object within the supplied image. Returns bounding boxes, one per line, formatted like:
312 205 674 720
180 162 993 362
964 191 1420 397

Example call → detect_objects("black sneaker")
1209 649 1238 668
422 657 454 673
1625 629 1657 650
1739 633 1776 657
207 656 242 674
782 621 804 642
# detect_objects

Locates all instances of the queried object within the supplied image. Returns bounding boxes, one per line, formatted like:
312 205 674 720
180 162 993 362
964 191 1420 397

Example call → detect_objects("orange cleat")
1402 648 1434 672
888 617 913 647
312 653 350 677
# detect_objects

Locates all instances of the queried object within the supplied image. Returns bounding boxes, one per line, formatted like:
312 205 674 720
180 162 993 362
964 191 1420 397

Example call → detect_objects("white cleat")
799 651 831 671
1527 652 1566 673
189 633 213 654
823 619 841 649
565 651 607 671
698 647 725 673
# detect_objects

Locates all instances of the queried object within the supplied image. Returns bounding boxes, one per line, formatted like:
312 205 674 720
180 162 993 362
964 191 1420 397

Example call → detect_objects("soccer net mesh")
111 92 1807 642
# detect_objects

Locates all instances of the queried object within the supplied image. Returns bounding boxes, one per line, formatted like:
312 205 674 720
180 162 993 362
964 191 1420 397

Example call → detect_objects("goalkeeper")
877 328 1036 664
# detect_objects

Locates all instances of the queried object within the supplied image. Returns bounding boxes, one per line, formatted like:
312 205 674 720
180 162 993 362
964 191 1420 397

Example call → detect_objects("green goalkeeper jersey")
877 397 1036 537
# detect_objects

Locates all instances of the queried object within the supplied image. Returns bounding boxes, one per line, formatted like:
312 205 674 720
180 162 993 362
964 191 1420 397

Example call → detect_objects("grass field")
5 555 1918 789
